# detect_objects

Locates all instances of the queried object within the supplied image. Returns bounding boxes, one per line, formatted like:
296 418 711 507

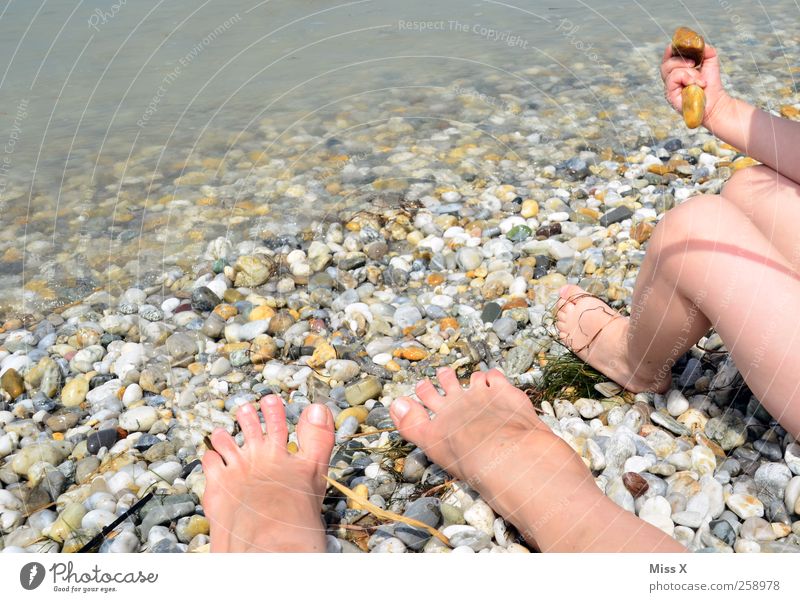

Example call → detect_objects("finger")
436 367 462 396
261 394 289 448
702 43 718 61
668 67 703 91
235 403 263 447
661 56 696 81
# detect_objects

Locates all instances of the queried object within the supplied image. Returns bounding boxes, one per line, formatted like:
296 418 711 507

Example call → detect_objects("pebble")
344 377 382 406
60 376 89 407
726 494 764 519
441 525 491 551
456 247 482 271
754 462 792 500
119 406 159 432
666 390 689 417
705 415 747 450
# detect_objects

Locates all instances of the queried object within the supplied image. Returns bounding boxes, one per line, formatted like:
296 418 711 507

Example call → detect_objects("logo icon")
20 562 45 591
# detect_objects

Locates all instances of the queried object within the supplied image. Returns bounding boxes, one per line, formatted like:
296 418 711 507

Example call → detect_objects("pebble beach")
2 2 800 554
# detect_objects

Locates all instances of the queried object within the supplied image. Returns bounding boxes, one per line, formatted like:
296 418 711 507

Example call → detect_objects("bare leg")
720 164 800 271
201 396 334 552
557 193 800 437
390 368 685 552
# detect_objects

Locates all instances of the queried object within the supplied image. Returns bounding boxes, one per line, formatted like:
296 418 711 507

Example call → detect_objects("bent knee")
721 164 777 209
649 194 749 254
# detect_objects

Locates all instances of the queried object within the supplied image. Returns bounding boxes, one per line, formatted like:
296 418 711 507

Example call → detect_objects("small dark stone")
366 406 392 429
675 357 703 388
89 374 116 389
191 287 221 312
87 428 119 454
535 223 562 239
181 459 202 479
337 254 367 271
150 539 184 553
384 267 409 286
534 255 551 279
133 433 160 452
395 497 442 550
562 157 590 179
622 471 649 498
480 302 502 323
753 439 783 461
599 206 634 226
709 519 736 546
663 138 683 152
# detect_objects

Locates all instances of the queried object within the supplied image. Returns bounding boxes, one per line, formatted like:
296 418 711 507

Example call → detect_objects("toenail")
262 395 280 406
392 398 410 419
308 404 327 425
559 285 569 296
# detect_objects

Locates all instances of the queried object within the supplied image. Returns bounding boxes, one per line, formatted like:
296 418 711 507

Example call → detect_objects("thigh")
721 165 800 271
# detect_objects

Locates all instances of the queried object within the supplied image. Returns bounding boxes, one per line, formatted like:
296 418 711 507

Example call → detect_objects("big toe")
296 404 335 469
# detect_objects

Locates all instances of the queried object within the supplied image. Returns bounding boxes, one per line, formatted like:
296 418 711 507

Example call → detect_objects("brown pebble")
535 223 561 239
622 471 649 498
671 26 704 66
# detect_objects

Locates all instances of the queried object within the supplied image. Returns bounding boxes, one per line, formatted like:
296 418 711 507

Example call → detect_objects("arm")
706 94 800 186
661 42 800 185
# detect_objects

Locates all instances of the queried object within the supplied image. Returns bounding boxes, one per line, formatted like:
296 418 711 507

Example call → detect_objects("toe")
486 368 509 388
415 379 446 411
235 403 263 447
436 367 462 396
201 449 226 480
261 395 289 449
469 371 487 388
210 428 242 468
296 404 334 469
390 396 431 448
559 284 584 300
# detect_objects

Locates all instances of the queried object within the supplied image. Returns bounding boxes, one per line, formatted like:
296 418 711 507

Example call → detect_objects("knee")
650 194 726 248
720 164 775 209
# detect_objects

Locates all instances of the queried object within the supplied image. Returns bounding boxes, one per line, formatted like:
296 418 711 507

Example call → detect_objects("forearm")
707 94 800 184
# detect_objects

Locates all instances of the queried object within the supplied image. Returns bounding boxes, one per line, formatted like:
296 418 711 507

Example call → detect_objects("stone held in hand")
671 26 705 66
682 84 705 129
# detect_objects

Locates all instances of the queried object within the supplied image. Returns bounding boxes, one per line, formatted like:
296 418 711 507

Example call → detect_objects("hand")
660 42 728 128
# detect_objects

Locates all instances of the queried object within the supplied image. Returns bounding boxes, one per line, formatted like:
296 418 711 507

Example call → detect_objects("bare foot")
555 284 670 393
389 367 599 548
201 395 334 552
390 367 685 552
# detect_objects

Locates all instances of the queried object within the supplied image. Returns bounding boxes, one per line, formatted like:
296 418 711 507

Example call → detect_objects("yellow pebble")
335 406 369 429
249 305 276 321
520 199 539 218
348 484 370 510
287 441 299 454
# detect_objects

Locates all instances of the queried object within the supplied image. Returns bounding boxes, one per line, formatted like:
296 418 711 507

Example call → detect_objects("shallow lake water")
0 0 797 315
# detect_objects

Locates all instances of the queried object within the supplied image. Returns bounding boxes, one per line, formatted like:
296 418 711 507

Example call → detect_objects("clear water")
0 0 796 314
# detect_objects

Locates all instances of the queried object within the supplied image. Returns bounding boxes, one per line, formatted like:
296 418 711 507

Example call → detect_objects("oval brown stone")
671 26 704 66
682 84 705 129
622 471 650 498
